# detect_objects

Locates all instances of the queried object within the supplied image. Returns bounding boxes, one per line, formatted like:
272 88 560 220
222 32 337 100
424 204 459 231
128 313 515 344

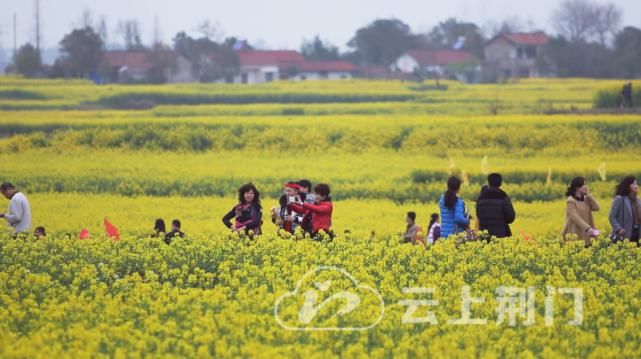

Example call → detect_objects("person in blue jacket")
439 176 471 238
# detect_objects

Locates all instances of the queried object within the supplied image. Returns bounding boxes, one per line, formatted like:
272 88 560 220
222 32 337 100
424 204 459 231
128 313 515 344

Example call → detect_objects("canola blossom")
1 78 641 357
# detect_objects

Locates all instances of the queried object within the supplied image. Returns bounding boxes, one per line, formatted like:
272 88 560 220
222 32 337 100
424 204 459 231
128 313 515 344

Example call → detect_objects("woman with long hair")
561 177 600 246
151 219 166 238
222 183 263 236
439 176 470 238
609 176 641 244
427 213 441 244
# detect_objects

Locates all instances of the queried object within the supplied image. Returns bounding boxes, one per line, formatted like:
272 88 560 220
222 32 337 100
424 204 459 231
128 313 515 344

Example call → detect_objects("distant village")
88 32 548 85
2 0 639 84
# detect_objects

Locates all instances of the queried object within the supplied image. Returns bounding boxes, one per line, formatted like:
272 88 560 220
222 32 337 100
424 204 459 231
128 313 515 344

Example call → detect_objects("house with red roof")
484 32 550 79
100 50 185 83
234 50 355 83
391 50 481 83
100 51 156 82
284 61 355 81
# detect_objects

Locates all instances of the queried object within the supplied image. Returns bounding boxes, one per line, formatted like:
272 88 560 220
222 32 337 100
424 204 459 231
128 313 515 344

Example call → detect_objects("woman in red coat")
289 183 333 239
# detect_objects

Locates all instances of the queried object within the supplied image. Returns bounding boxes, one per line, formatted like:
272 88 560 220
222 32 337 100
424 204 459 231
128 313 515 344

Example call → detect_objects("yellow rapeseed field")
1 78 640 357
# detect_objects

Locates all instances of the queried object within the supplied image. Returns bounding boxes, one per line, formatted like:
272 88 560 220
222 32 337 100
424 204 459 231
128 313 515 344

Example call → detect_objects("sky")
0 0 640 55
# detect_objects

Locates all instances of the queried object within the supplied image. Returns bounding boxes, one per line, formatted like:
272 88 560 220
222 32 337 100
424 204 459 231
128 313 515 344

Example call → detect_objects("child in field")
272 182 304 235
427 213 441 245
34 226 46 239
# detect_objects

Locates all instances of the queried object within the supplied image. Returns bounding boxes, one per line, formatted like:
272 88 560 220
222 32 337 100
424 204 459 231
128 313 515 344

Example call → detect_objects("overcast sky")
1 0 640 52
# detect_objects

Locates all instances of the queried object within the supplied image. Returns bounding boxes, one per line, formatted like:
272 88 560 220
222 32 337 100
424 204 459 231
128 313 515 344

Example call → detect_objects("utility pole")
34 0 42 55
13 13 17 58
153 16 161 47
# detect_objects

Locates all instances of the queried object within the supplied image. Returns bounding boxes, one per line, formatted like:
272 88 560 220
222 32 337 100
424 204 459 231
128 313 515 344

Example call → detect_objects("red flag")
104 218 120 240
520 230 532 241
79 228 90 240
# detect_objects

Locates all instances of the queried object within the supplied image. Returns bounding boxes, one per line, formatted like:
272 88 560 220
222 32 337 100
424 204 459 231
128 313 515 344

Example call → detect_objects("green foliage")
594 85 641 108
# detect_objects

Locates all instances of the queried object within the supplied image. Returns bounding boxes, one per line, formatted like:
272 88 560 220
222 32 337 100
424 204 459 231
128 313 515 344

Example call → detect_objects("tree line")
6 0 641 82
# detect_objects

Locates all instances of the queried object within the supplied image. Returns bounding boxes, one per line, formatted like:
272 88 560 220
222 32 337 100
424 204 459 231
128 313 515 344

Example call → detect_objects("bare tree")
196 19 222 41
552 0 597 42
79 8 94 29
117 19 143 50
152 16 162 46
593 3 622 46
97 16 108 48
483 17 524 38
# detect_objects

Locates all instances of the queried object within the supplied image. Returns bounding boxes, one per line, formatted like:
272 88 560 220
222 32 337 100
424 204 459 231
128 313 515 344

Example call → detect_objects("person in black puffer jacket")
475 173 516 239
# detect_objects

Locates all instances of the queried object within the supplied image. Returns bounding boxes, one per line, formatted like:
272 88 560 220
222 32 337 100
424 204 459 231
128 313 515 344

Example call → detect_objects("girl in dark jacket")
223 183 263 236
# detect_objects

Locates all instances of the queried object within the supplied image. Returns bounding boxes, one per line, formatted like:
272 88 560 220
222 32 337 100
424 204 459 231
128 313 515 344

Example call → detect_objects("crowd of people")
2 174 640 248
221 180 334 240
400 173 641 248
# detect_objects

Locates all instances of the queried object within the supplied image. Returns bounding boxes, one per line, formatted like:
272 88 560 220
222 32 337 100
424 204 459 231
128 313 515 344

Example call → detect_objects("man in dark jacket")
165 219 185 244
475 173 516 239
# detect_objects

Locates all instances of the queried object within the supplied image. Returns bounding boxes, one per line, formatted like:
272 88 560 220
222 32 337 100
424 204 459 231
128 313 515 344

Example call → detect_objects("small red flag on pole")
520 230 532 241
104 218 120 240
79 228 90 240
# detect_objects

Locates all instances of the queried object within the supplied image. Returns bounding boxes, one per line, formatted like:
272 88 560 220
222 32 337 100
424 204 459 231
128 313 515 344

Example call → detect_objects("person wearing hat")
475 173 516 239
271 182 304 235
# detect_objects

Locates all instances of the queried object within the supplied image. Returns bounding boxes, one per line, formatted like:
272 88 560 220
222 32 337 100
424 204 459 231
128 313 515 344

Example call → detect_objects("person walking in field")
288 183 333 240
402 211 419 244
222 183 263 237
561 177 600 246
426 213 441 244
439 176 471 238
621 83 633 109
609 176 641 245
475 173 516 239
0 182 32 235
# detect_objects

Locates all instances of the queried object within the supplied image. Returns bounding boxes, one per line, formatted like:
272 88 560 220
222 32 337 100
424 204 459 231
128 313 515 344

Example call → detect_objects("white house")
233 50 355 84
233 50 302 84
391 50 481 83
484 32 550 79
286 61 355 81
167 56 196 83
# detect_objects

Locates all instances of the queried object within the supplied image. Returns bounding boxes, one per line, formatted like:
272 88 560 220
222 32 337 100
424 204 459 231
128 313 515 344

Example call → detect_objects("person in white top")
0 182 32 234
427 213 441 245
